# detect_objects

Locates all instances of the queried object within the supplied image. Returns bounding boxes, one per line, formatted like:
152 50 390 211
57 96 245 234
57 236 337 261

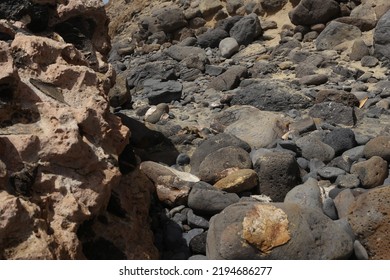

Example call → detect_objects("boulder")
289 0 340 26
374 9 390 60
316 21 362 51
143 79 183 105
207 201 354 259
230 13 263 46
364 136 390 161
254 152 301 202
211 105 290 149
208 65 247 91
219 37 239 58
350 156 388 189
296 135 335 162
214 169 258 193
348 186 390 259
284 178 323 210
309 102 356 126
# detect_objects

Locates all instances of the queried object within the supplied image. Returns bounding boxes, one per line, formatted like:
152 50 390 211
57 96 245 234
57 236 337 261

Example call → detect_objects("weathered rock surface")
207 201 354 259
289 0 340 26
0 0 160 260
348 186 390 259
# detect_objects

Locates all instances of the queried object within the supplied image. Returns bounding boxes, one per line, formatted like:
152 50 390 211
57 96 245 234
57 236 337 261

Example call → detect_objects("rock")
187 209 210 229
296 135 335 162
289 0 340 26
198 146 252 184
176 153 191 166
151 7 187 33
309 102 356 126
254 151 301 202
354 240 369 260
284 178 323 210
188 182 240 216
334 189 356 218
207 201 353 259
361 56 379 67
289 118 317 135
211 105 289 149
323 128 357 155
261 0 288 12
140 161 199 206
205 65 225 76
322 197 338 220
335 174 361 189
190 133 250 174
335 17 377 32
348 186 390 259
214 169 258 193
208 65 247 91
315 89 360 107
374 9 390 60
145 103 169 124
165 45 206 62
231 80 312 111
350 39 370 61
126 60 180 92
316 21 362 51
230 13 263 46
197 28 229 48
143 79 183 105
188 254 208 260
299 74 328 86
219 37 239 58
199 0 223 17
350 156 388 189
318 167 346 180
189 231 207 255
364 136 390 161
183 228 204 246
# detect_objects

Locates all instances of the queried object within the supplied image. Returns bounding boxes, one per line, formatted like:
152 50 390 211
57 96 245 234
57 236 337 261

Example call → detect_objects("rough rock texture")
316 21 362 51
374 9 390 60
289 0 340 26
0 0 157 260
207 201 354 259
348 186 390 259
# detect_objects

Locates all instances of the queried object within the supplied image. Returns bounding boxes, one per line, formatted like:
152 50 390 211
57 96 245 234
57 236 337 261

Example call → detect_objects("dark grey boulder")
208 66 247 91
309 102 356 126
197 28 229 48
289 0 340 26
143 79 183 105
323 128 357 155
374 9 390 60
230 13 263 46
254 151 301 202
316 21 362 51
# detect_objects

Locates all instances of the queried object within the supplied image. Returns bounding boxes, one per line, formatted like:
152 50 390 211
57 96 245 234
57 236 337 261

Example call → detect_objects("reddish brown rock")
348 186 390 259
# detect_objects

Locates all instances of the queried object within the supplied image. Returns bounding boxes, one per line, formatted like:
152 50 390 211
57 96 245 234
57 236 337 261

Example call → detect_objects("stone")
187 209 210 229
211 105 290 149
323 128 357 155
322 197 338 220
165 45 206 62
284 178 323 210
231 80 312 112
143 79 183 105
289 118 317 135
335 174 361 189
199 0 223 17
183 228 204 246
335 17 377 32
261 0 288 12
190 133 250 175
348 186 390 259
374 10 390 60
316 21 362 51
198 146 252 184
354 240 369 260
188 182 240 216
207 201 353 259
140 161 199 206
296 135 335 163
289 0 340 26
208 65 247 91
361 56 379 67
197 28 229 48
334 189 356 218
151 7 187 33
145 103 169 124
254 151 301 202
318 167 346 180
315 89 360 107
189 231 207 255
214 169 258 193
219 37 239 58
230 13 263 46
364 136 390 161
350 157 388 189
350 39 370 61
309 102 356 126
299 74 328 86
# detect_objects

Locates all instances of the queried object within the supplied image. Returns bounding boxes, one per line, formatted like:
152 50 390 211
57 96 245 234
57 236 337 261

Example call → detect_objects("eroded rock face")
0 0 156 260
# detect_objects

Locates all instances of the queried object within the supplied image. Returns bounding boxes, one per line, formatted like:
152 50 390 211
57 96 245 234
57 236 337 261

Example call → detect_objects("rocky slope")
106 0 390 260
0 0 157 259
